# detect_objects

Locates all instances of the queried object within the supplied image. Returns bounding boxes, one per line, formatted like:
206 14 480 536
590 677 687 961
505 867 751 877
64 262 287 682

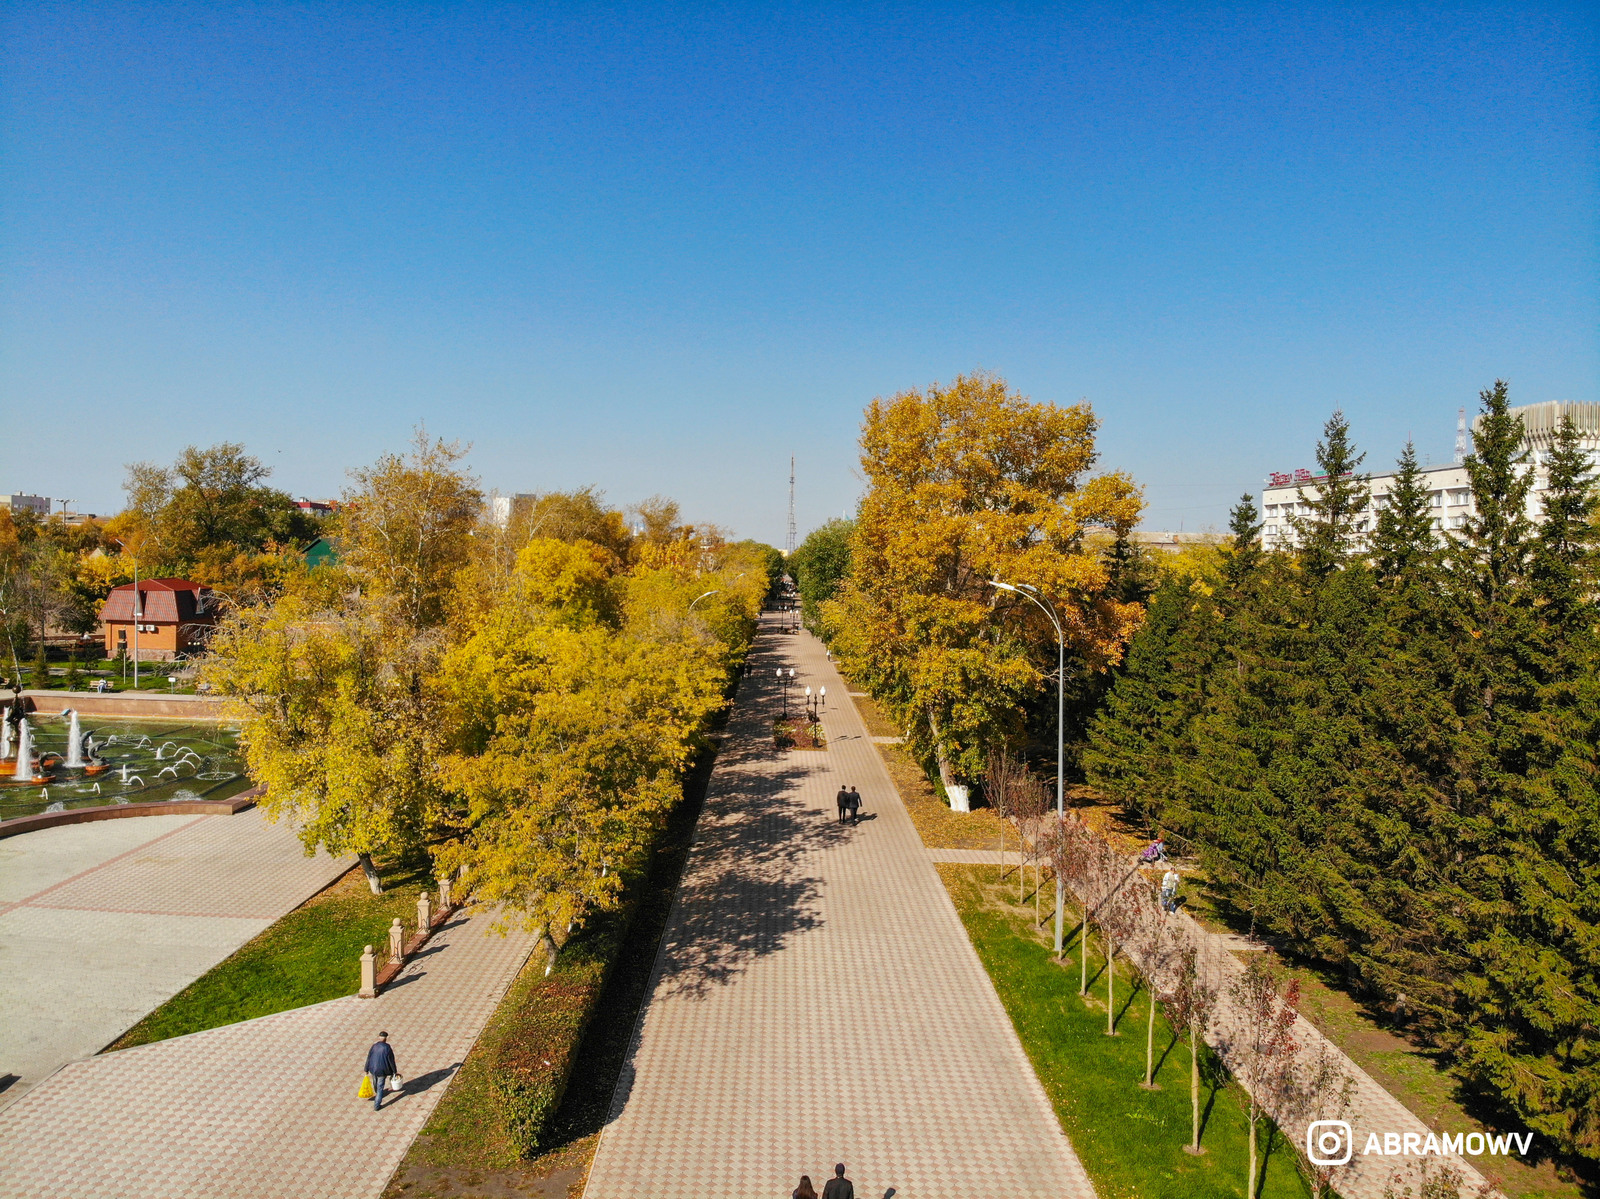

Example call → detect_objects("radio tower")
1454 407 1468 464
785 456 797 555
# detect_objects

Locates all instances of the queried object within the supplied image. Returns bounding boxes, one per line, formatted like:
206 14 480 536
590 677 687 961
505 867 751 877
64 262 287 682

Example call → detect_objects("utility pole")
786 455 797 556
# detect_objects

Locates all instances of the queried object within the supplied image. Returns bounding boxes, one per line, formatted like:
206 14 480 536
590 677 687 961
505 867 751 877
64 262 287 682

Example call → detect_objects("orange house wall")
103 621 182 659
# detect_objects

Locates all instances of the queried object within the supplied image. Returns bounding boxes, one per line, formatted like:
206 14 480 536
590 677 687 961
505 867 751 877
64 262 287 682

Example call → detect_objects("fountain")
1 717 242 818
1 719 11 759
64 710 85 769
10 719 36 780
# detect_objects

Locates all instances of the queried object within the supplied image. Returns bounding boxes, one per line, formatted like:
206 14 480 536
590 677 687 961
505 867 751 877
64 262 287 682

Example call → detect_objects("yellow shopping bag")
358 1074 375 1100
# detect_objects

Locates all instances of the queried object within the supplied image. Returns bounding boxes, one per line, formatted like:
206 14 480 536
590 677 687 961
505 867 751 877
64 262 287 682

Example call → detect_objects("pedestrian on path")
1159 870 1180 914
365 1031 398 1111
847 786 862 825
822 1163 854 1199
793 1175 819 1199
836 786 851 824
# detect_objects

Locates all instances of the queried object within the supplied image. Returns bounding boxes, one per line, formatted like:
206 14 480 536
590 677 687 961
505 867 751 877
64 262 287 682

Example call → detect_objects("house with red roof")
100 579 218 662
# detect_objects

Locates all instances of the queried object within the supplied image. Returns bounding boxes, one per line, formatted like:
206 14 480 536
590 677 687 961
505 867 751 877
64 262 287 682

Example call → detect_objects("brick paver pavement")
0 807 351 1108
0 904 538 1199
583 617 1097 1199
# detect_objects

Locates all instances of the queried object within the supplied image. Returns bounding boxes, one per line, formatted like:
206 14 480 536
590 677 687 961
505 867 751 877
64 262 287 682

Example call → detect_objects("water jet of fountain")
120 763 129 784
64 710 85 769
1 719 11 759
14 719 33 779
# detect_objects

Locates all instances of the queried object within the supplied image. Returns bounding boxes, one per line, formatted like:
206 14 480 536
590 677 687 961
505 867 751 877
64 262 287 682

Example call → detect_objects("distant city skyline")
3 3 1595 543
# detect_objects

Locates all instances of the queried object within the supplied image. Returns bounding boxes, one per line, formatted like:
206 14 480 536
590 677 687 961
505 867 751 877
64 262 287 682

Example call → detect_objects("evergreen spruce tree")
1457 407 1600 1157
1221 493 1262 588
1531 414 1600 625
1334 441 1469 1027
1371 442 1436 585
1290 410 1369 578
1084 572 1212 829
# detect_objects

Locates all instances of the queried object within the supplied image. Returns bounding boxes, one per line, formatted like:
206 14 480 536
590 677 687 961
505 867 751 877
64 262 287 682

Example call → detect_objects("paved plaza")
583 618 1097 1199
0 904 538 1199
0 807 351 1107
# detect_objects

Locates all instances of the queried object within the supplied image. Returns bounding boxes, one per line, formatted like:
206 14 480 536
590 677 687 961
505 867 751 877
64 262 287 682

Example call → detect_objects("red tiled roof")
101 579 215 625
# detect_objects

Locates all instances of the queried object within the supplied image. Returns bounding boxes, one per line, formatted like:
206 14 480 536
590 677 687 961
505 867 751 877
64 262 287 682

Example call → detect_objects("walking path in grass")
0 807 350 1108
582 617 1096 1199
0 904 538 1199
1118 887 1501 1199
925 839 1502 1195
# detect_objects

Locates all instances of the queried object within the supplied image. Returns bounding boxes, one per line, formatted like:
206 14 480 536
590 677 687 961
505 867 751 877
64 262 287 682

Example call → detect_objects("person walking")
836 785 850 824
793 1176 819 1199
365 1031 398 1111
847 786 862 825
1159 869 1180 914
822 1163 854 1199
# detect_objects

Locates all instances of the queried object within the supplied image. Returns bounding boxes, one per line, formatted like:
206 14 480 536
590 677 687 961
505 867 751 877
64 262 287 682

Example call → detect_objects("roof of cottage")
101 579 216 624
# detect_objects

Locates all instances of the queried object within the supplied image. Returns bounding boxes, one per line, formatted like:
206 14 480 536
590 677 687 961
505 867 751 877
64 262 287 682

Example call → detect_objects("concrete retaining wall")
0 787 263 839
5 690 229 720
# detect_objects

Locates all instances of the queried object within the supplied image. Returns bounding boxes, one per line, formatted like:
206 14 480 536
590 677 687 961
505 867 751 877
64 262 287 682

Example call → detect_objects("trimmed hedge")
491 958 608 1156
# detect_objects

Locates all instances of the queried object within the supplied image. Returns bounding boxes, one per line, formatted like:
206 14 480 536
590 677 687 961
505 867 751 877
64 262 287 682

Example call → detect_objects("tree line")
1086 381 1600 1161
204 432 781 947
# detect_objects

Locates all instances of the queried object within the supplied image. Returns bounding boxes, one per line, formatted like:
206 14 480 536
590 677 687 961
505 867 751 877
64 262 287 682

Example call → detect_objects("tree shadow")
1153 1029 1179 1079
655 760 843 1000
1198 1045 1230 1145
1115 976 1139 1027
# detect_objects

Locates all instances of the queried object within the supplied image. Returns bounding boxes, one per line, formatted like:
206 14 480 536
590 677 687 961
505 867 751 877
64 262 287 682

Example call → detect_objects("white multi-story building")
1 494 51 517
1262 401 1600 549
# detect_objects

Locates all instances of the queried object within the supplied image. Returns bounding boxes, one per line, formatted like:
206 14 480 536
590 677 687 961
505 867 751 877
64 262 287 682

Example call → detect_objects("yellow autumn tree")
205 432 479 890
825 372 1144 788
436 536 759 936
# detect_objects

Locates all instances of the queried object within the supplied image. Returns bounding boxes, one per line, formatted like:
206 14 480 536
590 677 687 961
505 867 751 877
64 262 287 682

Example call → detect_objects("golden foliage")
826 372 1144 782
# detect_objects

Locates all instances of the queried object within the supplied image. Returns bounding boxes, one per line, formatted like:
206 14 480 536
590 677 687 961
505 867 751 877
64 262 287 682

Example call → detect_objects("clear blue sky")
3 3 1595 542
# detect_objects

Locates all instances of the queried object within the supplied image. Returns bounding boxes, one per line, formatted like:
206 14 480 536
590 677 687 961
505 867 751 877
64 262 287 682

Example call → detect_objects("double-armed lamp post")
776 666 795 716
988 578 1067 958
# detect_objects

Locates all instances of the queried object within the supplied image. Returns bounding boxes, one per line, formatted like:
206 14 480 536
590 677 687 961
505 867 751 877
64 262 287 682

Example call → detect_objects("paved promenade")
583 617 1096 1199
0 808 350 1107
0 904 538 1199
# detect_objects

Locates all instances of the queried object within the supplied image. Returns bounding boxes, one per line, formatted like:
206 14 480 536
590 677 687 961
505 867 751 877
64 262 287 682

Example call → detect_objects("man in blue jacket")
365 1031 399 1111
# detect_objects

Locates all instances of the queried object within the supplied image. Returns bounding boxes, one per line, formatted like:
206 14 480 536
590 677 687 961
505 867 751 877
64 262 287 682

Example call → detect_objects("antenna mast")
785 456 797 555
1454 407 1468 464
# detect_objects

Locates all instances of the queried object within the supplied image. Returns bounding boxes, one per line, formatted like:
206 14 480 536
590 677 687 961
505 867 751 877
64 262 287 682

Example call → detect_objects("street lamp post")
689 589 721 613
988 579 1067 958
114 540 140 690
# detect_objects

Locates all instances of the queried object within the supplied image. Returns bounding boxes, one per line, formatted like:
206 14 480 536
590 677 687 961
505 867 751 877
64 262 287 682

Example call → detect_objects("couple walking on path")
794 1163 875 1199
834 785 863 824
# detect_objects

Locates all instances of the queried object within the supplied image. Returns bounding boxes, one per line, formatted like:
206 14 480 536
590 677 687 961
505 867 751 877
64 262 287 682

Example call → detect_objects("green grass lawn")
108 859 434 1050
940 864 1313 1199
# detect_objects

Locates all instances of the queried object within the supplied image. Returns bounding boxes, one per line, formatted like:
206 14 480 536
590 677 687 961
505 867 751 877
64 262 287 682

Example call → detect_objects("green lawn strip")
107 860 434 1051
939 864 1312 1199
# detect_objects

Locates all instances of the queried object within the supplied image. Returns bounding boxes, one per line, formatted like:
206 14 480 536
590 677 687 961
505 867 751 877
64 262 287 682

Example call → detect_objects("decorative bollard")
359 945 376 998
417 890 432 934
388 918 404 963
438 875 452 910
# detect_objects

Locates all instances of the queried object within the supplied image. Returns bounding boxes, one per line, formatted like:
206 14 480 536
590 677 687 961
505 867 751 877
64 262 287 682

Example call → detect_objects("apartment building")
1262 401 1600 549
